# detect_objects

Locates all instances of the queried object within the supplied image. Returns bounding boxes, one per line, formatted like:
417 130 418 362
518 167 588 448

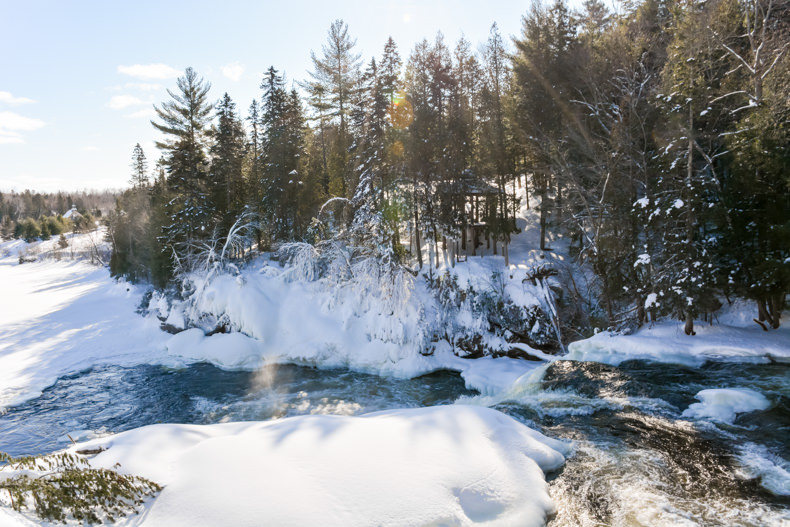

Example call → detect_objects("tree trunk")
539 209 547 251
684 311 696 336
683 103 696 338
525 172 530 210
769 291 784 328
414 206 422 270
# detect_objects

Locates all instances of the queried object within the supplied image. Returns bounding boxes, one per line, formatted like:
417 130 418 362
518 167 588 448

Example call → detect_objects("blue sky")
1 1 575 192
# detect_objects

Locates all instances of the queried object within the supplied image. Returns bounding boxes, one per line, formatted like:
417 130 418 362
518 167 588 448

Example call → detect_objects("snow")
459 355 547 396
568 305 790 367
682 388 771 423
3 406 567 527
644 292 659 309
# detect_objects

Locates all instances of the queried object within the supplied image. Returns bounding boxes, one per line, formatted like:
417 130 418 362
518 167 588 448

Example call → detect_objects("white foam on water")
736 442 790 496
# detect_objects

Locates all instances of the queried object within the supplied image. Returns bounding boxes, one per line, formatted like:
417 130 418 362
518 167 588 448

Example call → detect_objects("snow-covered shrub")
0 450 161 524
426 269 560 355
278 242 320 282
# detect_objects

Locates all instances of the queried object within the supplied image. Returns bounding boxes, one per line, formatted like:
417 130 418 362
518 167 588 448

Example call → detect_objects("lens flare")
389 140 405 158
389 94 413 129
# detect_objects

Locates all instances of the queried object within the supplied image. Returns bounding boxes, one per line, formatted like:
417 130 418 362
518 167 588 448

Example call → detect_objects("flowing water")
0 359 788 525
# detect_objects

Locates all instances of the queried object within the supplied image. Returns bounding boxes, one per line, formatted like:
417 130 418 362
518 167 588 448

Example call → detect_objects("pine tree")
380 36 402 105
210 93 247 234
513 0 578 251
480 23 515 264
129 143 149 188
151 67 214 266
259 68 306 241
654 0 727 335
306 19 362 198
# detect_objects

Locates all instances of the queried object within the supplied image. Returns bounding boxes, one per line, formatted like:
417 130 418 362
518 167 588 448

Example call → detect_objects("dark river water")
1 359 788 526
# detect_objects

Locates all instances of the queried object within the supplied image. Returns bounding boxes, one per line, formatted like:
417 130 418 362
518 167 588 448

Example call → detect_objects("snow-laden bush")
0 450 161 524
278 242 320 282
428 270 560 355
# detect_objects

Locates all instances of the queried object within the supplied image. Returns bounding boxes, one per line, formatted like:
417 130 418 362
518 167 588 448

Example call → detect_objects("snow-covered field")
0 234 168 409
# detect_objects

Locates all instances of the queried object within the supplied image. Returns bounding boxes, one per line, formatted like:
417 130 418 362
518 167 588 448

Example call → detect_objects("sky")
0 1 579 193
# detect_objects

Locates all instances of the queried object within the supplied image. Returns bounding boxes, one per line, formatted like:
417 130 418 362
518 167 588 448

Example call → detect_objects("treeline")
0 190 114 241
109 0 790 332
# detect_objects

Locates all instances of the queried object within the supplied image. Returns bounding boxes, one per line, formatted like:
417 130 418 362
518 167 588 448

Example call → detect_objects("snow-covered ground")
567 300 790 367
3 405 568 527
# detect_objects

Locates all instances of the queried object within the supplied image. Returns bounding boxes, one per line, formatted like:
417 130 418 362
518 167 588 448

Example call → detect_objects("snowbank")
567 318 790 367
2 405 567 527
682 388 771 423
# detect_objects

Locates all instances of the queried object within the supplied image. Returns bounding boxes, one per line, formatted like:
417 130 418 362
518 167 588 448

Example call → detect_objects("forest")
102 0 789 335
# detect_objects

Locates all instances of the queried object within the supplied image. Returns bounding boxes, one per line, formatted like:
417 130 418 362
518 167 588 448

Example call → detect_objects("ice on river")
682 388 771 423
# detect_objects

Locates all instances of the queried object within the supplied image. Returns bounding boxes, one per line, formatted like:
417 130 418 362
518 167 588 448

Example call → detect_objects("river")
0 359 788 526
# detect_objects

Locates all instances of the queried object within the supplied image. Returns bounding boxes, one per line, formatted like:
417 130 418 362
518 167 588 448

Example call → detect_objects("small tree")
129 143 149 188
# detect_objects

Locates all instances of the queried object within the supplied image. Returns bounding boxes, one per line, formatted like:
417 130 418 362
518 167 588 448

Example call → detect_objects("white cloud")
130 83 162 91
126 108 157 119
82 146 99 152
0 133 24 144
118 63 180 80
221 61 245 82
107 95 148 109
0 91 35 105
0 111 45 144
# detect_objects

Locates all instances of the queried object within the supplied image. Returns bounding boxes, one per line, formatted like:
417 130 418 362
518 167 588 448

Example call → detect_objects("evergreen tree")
306 19 362 198
210 93 247 234
480 23 516 263
151 67 214 266
259 68 307 241
380 36 402 105
129 143 149 188
654 0 728 335
513 0 578 251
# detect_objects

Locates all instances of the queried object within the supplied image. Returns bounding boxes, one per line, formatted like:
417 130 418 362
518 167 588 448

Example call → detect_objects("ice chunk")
682 388 771 423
